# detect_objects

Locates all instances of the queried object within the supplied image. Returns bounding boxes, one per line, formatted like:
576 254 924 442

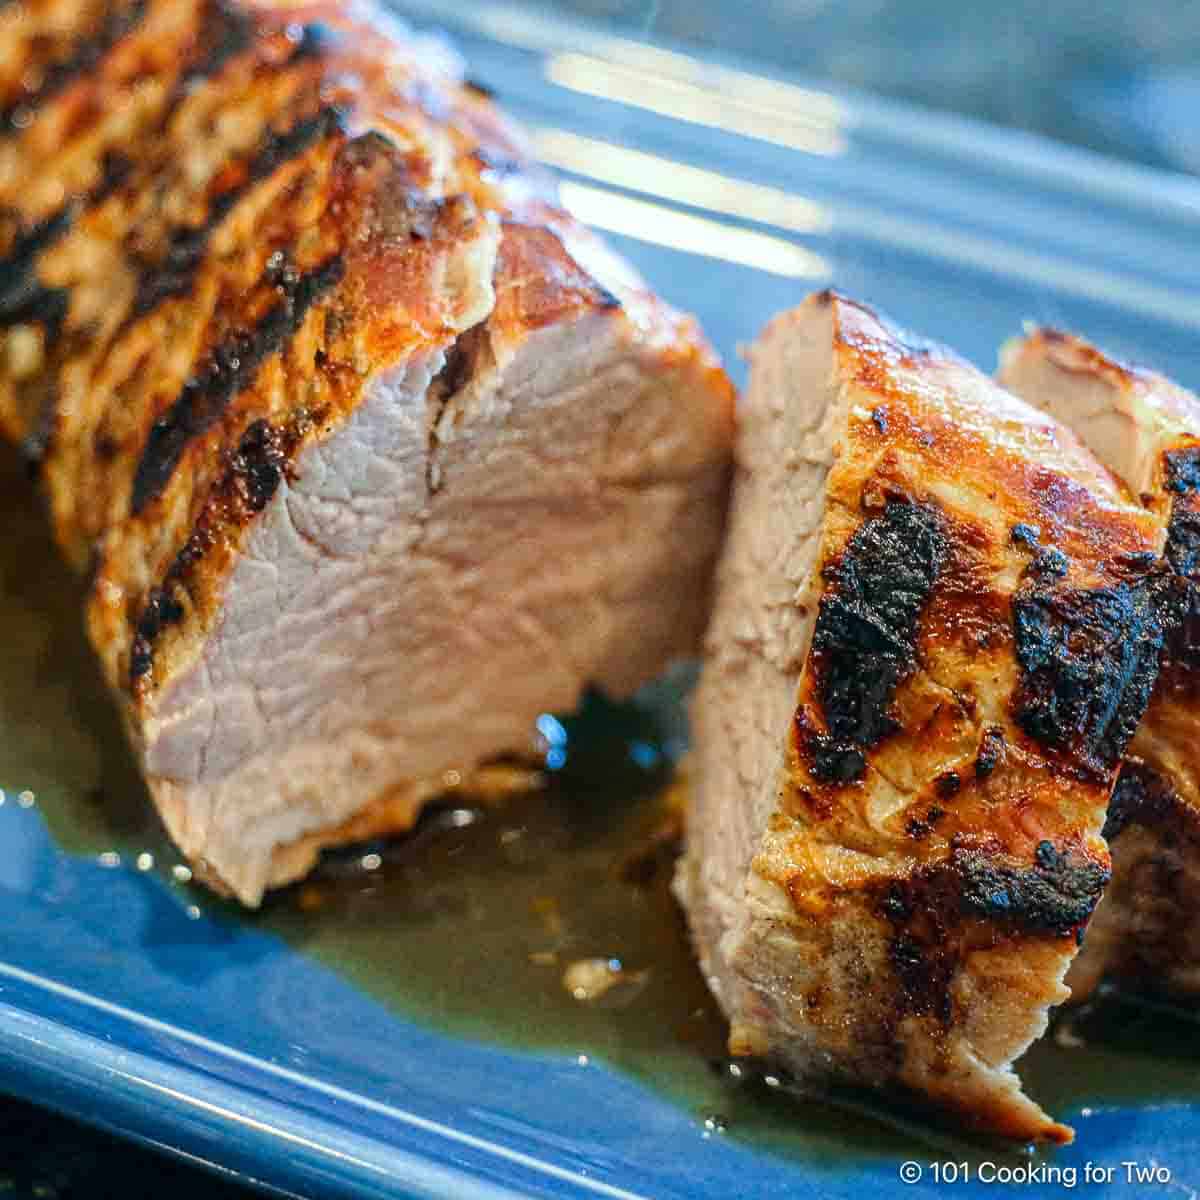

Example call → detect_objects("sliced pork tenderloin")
677 292 1166 1143
1000 329 1200 999
0 0 734 903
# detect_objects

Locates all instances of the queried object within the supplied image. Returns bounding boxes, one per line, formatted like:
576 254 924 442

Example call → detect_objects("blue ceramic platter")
3 2 1200 1195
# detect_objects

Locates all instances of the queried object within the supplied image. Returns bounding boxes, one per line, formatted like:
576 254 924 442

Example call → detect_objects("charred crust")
1009 522 1069 578
974 726 1006 779
0 211 75 329
1164 446 1200 496
0 283 68 345
1028 547 1069 579
1166 504 1200 579
877 865 963 1023
127 417 299 688
1160 450 1200 672
958 843 1109 935
878 842 1107 1023
1102 760 1183 842
806 500 946 782
906 806 945 840
870 406 889 434
1010 523 1042 548
130 254 344 514
231 419 286 512
129 587 186 680
808 736 867 784
1012 575 1167 771
129 105 346 320
0 0 150 133
888 932 953 1023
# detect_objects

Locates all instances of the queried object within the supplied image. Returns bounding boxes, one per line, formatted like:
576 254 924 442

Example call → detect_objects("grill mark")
128 418 290 682
1 0 150 134
1 8 327 336
0 1 252 336
0 153 133 340
178 0 255 89
128 104 344 320
129 254 344 514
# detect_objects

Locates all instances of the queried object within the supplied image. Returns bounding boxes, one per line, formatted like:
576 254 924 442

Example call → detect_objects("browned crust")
0 0 731 717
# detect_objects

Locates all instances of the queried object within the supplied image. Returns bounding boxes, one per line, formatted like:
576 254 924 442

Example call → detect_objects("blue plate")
3 3 1200 1195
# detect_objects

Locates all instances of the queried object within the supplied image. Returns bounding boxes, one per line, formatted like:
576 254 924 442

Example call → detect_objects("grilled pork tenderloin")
0 0 734 903
676 292 1166 1142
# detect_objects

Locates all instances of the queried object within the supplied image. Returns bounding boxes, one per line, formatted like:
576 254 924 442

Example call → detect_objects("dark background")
4 0 1198 1197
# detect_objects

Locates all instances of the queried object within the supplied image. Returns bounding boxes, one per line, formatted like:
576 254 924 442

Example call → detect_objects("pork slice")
1000 329 1200 998
0 0 734 903
677 291 1166 1143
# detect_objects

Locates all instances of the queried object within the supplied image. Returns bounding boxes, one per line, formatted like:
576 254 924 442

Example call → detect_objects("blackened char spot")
0 153 133 346
1029 547 1070 578
878 841 1107 1024
1160 449 1200 671
1009 522 1069 578
126 420 293 686
0 273 68 343
974 726 1005 779
130 255 344 513
957 843 1109 935
808 738 867 783
129 106 344 319
232 419 286 511
0 0 150 132
807 500 946 782
1103 761 1182 842
1166 510 1200 579
1164 447 1200 496
1011 523 1042 548
129 587 186 679
1012 575 1166 771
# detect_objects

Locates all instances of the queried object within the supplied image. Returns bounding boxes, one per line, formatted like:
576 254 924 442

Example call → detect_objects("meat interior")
679 299 843 1022
680 293 1167 1143
1000 331 1200 998
146 303 731 904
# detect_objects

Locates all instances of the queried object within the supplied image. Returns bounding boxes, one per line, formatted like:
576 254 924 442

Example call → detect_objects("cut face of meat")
677 292 1165 1143
1000 329 1200 999
0 0 735 903
141 234 732 903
